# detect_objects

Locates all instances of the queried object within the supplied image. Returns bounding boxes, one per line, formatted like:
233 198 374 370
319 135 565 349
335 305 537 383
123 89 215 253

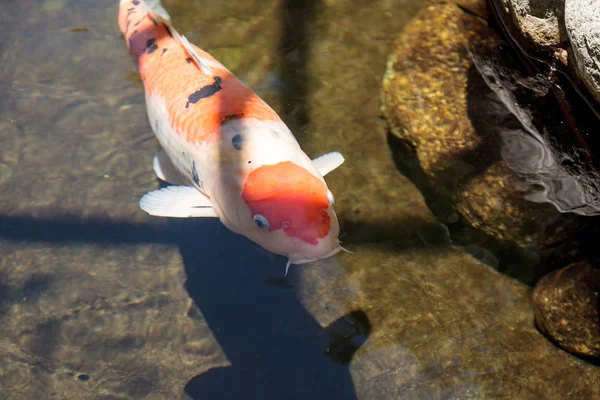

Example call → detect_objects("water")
468 43 600 217
1 0 599 399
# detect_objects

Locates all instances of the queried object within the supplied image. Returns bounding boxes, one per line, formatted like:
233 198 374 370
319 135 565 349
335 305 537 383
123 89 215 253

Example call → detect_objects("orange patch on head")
242 162 331 245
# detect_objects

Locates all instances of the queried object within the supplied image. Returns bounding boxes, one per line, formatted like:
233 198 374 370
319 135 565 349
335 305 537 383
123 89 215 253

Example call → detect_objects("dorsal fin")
176 34 213 75
143 0 213 75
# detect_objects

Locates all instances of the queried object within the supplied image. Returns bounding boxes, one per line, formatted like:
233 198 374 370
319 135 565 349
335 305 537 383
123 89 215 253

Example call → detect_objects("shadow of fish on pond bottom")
164 218 370 400
0 213 370 398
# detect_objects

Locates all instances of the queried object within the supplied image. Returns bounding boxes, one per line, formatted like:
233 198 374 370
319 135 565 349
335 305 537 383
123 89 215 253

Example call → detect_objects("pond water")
0 0 598 399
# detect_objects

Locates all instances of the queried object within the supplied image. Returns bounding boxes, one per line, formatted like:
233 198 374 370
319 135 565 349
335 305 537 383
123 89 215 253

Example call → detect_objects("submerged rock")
381 0 600 360
381 3 494 195
532 261 600 358
455 162 554 246
380 2 561 253
382 0 600 253
426 0 489 18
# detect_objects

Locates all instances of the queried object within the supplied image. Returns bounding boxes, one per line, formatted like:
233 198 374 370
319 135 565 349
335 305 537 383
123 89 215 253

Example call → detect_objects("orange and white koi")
118 0 345 269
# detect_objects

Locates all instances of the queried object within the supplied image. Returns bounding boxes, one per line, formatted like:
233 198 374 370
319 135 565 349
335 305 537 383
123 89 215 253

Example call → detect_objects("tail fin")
119 0 213 75
141 0 170 21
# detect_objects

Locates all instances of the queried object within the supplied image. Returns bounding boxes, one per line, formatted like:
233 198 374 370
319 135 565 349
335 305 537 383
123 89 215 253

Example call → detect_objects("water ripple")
470 47 600 216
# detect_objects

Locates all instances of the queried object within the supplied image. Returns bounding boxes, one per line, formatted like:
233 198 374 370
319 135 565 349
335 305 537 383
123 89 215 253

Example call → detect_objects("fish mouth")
288 245 343 265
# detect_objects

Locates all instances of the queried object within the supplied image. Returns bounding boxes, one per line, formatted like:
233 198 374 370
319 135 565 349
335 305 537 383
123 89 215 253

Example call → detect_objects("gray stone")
500 0 567 48
494 0 600 103
565 0 600 103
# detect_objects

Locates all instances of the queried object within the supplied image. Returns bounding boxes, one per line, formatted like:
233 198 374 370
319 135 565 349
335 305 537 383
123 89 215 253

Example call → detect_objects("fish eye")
253 214 270 231
327 190 335 205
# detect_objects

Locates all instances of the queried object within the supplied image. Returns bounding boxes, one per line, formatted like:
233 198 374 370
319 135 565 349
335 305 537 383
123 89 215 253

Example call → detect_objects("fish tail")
118 0 169 59
118 0 213 75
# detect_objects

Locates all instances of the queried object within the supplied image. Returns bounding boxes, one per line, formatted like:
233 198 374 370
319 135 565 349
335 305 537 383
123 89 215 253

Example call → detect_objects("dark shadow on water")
0 214 371 399
174 216 369 399
340 216 452 253
0 214 178 245
385 131 542 285
278 0 318 130
0 214 454 254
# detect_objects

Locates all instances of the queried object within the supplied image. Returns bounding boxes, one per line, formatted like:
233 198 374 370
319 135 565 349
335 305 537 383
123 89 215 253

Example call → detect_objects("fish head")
240 161 342 265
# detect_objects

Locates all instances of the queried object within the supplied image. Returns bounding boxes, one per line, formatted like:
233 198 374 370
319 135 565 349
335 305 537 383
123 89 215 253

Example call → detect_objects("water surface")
1 0 598 399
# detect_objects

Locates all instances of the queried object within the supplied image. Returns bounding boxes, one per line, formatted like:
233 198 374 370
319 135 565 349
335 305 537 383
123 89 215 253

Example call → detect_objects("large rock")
427 0 489 18
564 0 600 104
381 3 496 194
380 2 561 251
491 0 600 106
381 0 600 363
492 0 567 49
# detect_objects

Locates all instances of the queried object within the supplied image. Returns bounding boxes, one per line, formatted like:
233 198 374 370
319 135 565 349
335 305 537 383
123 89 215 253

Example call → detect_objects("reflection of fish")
118 0 345 268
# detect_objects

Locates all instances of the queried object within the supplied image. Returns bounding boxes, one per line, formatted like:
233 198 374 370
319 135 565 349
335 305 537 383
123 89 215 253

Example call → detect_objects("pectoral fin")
153 150 188 186
139 186 218 218
312 152 345 176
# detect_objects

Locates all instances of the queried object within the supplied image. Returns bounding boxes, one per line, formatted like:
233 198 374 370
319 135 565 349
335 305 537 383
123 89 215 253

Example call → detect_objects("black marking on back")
192 161 202 188
148 15 158 27
134 20 141 27
145 38 158 54
161 48 168 56
131 29 138 38
185 77 223 108
132 0 140 5
231 134 243 151
185 57 192 63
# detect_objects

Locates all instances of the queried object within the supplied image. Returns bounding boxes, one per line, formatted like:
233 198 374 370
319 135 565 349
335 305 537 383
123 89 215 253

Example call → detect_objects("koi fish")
117 0 345 269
